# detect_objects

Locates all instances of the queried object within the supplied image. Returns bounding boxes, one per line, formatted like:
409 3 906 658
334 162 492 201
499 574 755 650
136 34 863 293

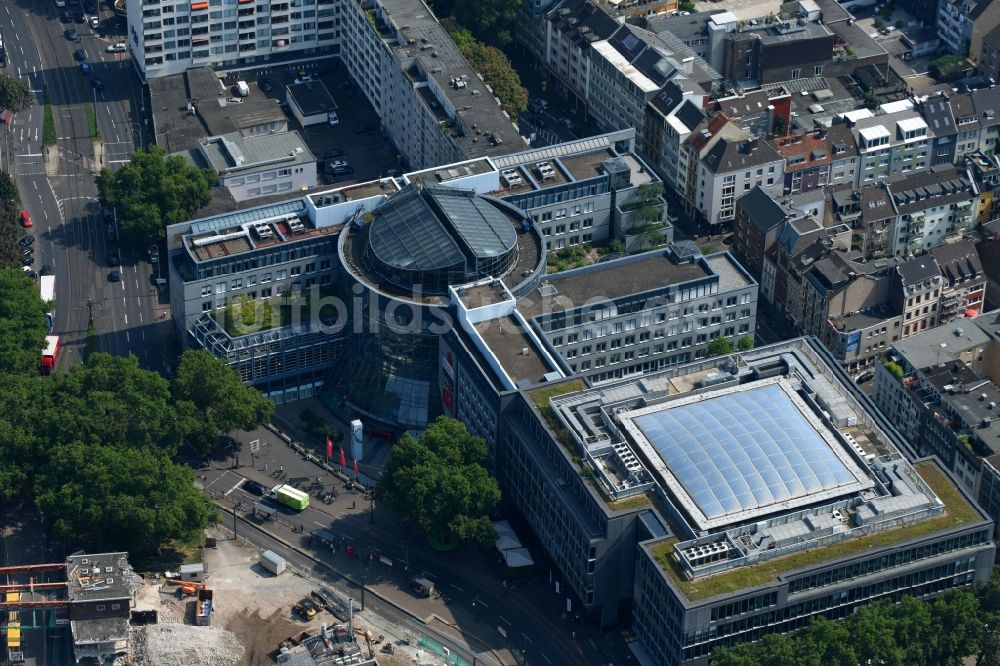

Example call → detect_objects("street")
5 0 171 375
198 425 637 666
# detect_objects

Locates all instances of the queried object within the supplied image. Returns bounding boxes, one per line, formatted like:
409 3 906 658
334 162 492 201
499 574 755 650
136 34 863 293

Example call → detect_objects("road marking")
126 331 130 343
20 153 42 157
108 160 130 164
450 584 464 592
141 330 146 341
120 280 125 291
475 598 490 609
32 181 36 190
138 310 143 323
499 616 510 626
313 520 326 527
540 654 551 664
223 479 243 496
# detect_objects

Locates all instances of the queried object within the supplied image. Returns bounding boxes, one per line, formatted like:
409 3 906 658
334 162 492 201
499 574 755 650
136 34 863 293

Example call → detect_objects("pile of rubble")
125 623 244 666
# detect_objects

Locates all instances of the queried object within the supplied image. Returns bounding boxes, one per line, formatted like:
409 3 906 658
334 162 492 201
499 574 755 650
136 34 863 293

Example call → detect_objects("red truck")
41 336 59 375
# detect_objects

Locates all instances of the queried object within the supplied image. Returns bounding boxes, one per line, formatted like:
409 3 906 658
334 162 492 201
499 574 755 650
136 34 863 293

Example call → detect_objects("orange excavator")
166 579 206 596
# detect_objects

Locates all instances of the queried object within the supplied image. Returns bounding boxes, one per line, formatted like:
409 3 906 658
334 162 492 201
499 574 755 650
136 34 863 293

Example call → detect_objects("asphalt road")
199 428 637 666
7 0 171 374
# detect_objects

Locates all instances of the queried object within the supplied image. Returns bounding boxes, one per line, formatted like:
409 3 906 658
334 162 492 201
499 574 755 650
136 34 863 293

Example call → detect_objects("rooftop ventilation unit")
253 223 274 239
501 168 523 187
536 161 557 181
288 219 306 234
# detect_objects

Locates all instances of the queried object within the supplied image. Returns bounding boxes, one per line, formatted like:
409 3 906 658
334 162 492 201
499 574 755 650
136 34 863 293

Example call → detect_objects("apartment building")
889 166 978 257
827 123 861 188
849 111 931 185
684 121 786 232
481 337 994 664
968 151 1000 223
774 130 833 195
980 24 1000 83
544 0 620 106
731 186 802 279
973 87 1000 155
709 88 791 140
875 314 1000 517
933 239 988 322
937 0 1000 59
894 254 943 338
918 92 959 167
642 82 706 199
126 0 338 80
177 130 316 202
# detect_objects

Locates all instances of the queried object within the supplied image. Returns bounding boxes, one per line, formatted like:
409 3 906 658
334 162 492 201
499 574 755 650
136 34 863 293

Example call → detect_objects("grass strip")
42 87 56 146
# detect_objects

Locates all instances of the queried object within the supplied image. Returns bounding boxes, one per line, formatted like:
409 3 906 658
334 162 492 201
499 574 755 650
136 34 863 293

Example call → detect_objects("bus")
39 275 55 333
4 591 22 665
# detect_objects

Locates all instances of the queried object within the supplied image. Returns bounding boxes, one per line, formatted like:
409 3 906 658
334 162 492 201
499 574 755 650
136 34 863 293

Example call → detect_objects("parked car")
108 270 121 282
327 110 339 126
106 42 127 53
80 62 91 74
73 48 87 61
19 211 32 228
22 267 36 279
89 16 99 29
64 28 77 40
18 236 34 248
293 74 314 84
20 246 33 257
61 11 73 22
243 480 266 496
91 78 104 91
259 80 273 93
21 255 34 266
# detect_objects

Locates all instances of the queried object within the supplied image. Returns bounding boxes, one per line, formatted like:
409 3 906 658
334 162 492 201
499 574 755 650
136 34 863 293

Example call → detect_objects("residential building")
800 243 891 341
340 0 525 171
714 15 836 86
177 131 316 202
951 93 984 161
980 23 1000 83
827 123 861 189
972 87 1000 155
709 89 785 140
731 186 799 279
849 110 932 185
937 0 1000 59
125 0 338 80
933 239 987 322
683 117 786 232
897 0 946 27
889 166 978 257
774 129 833 194
643 83 707 201
916 92 959 167
543 0 620 107
481 336 995 664
893 254 943 337
875 313 1000 525
763 214 827 320
968 151 1000 222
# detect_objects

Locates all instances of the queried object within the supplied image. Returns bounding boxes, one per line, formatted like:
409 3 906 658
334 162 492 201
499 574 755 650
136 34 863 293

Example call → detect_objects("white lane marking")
540 654 551 664
450 584 464 592
108 160 130 164
313 520 326 527
141 330 145 341
138 310 143 323
120 279 125 291
499 616 511 626
126 331 130 343
20 153 42 157
135 279 138 290
224 479 243 497
32 181 36 190
475 598 490 609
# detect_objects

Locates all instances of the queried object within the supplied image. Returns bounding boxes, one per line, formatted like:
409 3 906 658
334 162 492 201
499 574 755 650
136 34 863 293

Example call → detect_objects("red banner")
326 436 333 460
353 458 360 475
340 447 347 468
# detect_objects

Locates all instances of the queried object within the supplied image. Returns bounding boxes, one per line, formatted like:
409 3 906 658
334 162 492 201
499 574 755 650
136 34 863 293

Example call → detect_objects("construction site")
0 532 458 666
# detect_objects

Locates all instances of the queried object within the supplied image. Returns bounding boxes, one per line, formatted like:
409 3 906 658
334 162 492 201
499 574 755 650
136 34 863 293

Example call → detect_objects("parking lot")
237 61 402 186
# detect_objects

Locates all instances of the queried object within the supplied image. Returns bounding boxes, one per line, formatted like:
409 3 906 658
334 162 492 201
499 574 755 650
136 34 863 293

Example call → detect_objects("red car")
20 211 32 228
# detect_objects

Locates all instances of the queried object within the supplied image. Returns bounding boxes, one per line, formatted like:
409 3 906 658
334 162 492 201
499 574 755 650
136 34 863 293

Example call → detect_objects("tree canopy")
0 268 49 374
378 416 500 547
0 171 24 269
460 42 528 118
0 74 34 113
706 337 734 357
172 348 275 454
433 0 520 47
713 577 1000 666
96 146 215 247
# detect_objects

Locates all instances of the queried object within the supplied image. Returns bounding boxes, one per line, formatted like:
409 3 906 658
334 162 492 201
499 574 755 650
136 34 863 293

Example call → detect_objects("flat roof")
194 130 314 175
476 316 555 386
517 251 711 320
66 553 134 603
621 380 873 530
286 80 337 117
591 40 661 93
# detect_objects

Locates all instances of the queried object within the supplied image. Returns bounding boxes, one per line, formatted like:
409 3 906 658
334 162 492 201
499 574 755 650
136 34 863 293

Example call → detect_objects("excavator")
166 579 206 596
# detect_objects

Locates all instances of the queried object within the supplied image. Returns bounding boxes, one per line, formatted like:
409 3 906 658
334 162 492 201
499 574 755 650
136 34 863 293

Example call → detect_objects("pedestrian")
264 463 268 472
280 465 284 473
352 500 356 509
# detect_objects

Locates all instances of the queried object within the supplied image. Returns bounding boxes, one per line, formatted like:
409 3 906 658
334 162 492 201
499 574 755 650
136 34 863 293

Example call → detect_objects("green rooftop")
652 461 981 602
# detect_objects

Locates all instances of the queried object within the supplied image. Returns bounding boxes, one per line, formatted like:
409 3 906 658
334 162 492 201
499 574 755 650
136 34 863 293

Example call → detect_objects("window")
277 269 288 280
262 272 272 282
814 65 823 75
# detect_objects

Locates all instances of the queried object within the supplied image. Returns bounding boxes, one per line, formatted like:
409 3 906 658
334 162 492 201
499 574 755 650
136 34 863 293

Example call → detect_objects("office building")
484 337 994 664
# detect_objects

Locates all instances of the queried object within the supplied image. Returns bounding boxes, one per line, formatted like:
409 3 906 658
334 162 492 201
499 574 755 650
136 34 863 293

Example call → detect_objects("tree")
378 416 500 547
452 0 520 47
96 146 215 247
929 54 968 82
706 337 733 357
0 171 23 269
0 268 49 374
172 349 274 454
34 442 217 553
737 335 754 351
460 42 528 117
0 75 33 113
928 589 984 665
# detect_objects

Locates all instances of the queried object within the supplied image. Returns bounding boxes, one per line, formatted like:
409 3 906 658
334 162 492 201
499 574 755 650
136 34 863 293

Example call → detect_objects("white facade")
853 113 931 185
127 0 339 80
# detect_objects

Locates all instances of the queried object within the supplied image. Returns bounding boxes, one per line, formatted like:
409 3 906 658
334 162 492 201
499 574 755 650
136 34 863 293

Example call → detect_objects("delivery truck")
271 484 309 511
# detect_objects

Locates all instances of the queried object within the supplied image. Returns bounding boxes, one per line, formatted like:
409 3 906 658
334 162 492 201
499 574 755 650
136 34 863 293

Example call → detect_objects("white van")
235 80 250 97
328 110 340 126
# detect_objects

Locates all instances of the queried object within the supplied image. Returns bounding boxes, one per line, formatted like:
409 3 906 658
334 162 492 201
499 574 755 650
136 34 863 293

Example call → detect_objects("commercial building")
67 552 138 665
177 130 316 202
486 337 993 664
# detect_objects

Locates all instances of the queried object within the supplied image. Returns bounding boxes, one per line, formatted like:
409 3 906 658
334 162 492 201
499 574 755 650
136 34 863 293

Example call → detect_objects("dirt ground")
200 530 425 666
